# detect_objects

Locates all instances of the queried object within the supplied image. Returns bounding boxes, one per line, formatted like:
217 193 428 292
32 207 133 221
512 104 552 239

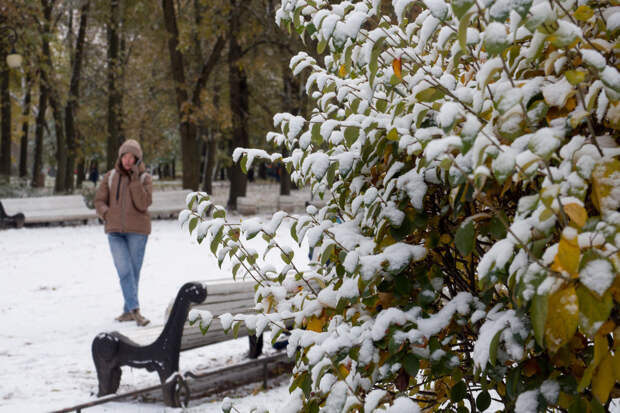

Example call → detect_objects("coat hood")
115 139 145 173
118 139 143 161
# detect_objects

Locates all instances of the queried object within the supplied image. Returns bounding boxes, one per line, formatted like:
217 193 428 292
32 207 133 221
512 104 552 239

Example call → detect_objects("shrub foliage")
182 0 620 411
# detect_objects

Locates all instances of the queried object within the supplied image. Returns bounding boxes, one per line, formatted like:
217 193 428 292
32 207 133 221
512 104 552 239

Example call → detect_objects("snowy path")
0 218 307 412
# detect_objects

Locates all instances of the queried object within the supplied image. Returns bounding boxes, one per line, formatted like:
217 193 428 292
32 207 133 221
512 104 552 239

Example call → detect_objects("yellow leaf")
338 363 350 378
565 70 586 85
545 285 579 353
578 335 609 391
592 353 615 403
612 351 620 381
306 315 325 332
563 203 588 228
554 236 581 276
574 5 594 21
338 64 346 78
598 320 615 336
592 159 620 213
392 57 402 79
540 207 555 222
558 392 573 409
593 334 609 366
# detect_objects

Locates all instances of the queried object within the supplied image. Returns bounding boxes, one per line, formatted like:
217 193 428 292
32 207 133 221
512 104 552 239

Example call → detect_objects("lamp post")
0 19 21 180
0 24 22 68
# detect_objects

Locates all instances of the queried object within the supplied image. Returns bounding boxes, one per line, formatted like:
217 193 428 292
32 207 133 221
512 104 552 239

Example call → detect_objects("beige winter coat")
94 140 153 235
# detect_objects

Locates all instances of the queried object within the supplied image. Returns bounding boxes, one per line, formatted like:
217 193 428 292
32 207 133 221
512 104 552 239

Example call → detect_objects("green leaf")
506 367 522 400
393 101 406 118
232 263 241 280
415 87 444 102
576 285 613 336
369 36 386 87
290 221 299 243
450 381 467 402
344 126 359 146
476 390 491 411
311 122 321 146
531 294 548 347
376 99 388 112
321 243 336 265
189 217 198 234
344 44 353 74
232 321 241 338
489 215 507 239
240 153 248 174
590 398 606 413
403 354 419 377
458 11 475 52
455 219 475 256
187 194 197 209
452 0 474 19
568 397 588 413
386 128 399 141
489 328 503 366
210 228 224 255
317 38 327 54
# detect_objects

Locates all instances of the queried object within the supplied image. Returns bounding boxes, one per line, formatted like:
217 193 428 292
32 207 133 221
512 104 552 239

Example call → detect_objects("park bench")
0 190 189 227
0 195 96 226
0 201 25 229
149 189 191 219
92 279 290 407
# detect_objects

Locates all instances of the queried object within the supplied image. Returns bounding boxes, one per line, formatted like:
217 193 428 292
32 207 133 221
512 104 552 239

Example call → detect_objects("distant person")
88 164 99 184
94 139 152 326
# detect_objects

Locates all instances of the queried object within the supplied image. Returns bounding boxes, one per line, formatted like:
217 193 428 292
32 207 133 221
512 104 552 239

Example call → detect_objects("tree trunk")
280 64 302 196
0 55 11 180
161 0 199 189
19 76 32 178
202 135 216 194
64 0 90 192
227 4 249 210
76 153 85 188
202 81 220 194
50 94 67 193
32 83 48 188
32 0 56 189
106 0 121 171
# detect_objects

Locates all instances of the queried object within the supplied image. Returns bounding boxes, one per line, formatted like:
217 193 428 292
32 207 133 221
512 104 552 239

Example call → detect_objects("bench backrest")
2 195 88 214
150 190 191 216
181 279 257 350
128 279 259 351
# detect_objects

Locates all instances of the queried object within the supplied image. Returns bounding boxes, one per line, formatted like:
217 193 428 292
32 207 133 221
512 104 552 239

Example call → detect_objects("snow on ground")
0 217 308 412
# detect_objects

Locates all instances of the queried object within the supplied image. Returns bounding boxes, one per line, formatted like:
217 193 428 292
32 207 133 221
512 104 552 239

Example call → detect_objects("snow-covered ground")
0 217 308 412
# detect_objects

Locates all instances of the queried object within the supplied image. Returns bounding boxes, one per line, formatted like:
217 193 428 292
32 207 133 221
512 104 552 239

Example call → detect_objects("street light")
0 23 22 69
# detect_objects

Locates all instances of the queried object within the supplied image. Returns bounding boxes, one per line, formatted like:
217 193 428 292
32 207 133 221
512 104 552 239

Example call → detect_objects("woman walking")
95 139 152 326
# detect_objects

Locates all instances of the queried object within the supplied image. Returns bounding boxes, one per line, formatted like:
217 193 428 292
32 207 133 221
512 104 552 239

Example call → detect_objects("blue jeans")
107 232 148 313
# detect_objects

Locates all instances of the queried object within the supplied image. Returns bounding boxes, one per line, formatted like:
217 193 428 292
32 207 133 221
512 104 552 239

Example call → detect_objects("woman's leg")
107 233 139 312
126 233 148 306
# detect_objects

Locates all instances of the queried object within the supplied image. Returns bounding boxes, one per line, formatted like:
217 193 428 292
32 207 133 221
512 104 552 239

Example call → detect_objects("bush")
183 0 620 411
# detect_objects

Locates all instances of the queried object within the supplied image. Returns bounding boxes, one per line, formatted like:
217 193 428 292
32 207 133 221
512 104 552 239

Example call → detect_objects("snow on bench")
1 195 96 225
132 279 261 351
150 190 192 219
0 190 191 226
